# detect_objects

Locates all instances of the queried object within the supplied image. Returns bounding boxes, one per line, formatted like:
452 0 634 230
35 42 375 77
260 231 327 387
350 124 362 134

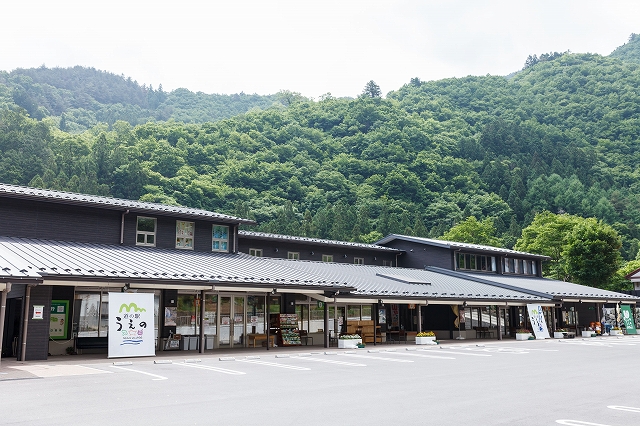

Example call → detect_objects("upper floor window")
503 258 536 275
212 225 229 252
322 254 333 263
354 257 364 265
249 248 263 257
288 252 300 260
136 217 156 246
456 253 496 272
382 260 393 267
176 221 194 249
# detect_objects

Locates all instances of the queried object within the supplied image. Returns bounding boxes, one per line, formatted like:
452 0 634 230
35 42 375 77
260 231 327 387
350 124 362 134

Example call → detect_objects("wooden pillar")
324 301 329 348
0 283 9 367
417 304 423 333
497 307 503 341
265 293 270 351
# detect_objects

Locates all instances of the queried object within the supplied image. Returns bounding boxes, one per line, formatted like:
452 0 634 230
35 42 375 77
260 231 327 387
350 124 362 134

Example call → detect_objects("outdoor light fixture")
121 283 130 292
311 251 314 255
274 248 279 252
271 288 277 295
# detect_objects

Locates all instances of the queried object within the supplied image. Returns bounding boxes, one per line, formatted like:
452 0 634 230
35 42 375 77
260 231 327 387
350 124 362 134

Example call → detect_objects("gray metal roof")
0 183 255 225
0 236 349 289
268 259 548 302
376 234 551 260
239 231 402 252
453 270 639 302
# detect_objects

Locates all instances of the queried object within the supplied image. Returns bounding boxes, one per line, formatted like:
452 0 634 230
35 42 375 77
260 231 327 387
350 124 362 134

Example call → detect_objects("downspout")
120 210 130 244
20 284 32 362
0 282 11 367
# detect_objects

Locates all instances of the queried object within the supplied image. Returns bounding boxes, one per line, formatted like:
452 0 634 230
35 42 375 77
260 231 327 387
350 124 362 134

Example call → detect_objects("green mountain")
2 35 640 267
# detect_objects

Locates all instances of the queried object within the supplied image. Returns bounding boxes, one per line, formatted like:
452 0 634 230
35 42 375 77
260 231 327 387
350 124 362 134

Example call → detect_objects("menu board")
278 314 301 346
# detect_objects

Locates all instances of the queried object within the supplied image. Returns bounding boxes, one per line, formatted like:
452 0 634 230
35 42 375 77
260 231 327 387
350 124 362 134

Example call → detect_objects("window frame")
354 257 364 265
175 220 195 250
287 251 300 260
322 254 333 263
136 216 157 247
212 225 230 253
249 248 263 257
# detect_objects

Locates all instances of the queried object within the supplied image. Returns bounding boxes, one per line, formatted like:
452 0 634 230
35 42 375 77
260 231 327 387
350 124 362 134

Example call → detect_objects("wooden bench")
247 333 275 347
474 327 495 339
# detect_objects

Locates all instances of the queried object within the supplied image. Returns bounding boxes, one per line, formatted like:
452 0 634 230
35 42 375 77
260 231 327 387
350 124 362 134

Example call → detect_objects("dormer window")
212 225 229 252
176 221 194 249
456 253 496 272
136 217 156 246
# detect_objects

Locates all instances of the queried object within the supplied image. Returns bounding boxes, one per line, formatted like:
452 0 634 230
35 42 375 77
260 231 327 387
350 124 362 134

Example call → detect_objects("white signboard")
527 304 550 339
108 292 155 358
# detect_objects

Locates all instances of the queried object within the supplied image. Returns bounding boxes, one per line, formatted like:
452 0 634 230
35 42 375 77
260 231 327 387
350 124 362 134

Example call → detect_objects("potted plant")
611 326 623 336
554 328 568 339
416 331 437 345
582 327 595 338
516 329 532 341
338 334 362 349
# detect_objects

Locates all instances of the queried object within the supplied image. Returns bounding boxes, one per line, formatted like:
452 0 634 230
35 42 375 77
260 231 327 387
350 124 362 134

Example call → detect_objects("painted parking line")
237 359 310 371
174 362 246 375
381 352 455 360
556 420 612 425
607 405 640 413
110 365 168 381
294 357 366 367
341 354 414 363
420 349 491 357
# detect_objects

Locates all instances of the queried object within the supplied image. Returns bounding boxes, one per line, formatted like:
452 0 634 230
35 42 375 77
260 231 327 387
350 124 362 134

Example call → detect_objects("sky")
2 0 639 99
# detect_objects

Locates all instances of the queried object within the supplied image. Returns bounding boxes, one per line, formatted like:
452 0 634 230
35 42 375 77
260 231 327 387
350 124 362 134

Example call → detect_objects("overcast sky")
2 1 639 98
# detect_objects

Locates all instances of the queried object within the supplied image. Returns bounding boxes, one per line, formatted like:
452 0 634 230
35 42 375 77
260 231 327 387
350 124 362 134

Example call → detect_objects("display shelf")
277 314 301 346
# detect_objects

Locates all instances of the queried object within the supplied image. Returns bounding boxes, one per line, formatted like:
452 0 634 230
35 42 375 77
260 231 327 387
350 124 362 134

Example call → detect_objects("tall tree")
362 80 381 98
440 216 501 247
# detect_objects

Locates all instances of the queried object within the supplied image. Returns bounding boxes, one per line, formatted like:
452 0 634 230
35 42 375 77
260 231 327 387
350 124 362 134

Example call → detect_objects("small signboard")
108 292 155 358
50 300 69 340
32 305 44 320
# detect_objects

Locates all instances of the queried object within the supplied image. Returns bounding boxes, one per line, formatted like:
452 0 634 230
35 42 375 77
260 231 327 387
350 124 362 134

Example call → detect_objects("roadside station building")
1 183 638 361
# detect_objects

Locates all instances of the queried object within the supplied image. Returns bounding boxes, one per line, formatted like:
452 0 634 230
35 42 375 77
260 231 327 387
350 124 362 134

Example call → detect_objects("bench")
247 333 275 348
75 337 108 353
474 327 495 339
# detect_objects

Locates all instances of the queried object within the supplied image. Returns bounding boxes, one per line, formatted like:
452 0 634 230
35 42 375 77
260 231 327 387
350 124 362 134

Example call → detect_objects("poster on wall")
527 304 550 339
108 292 155 358
50 300 69 340
164 307 177 326
621 305 637 335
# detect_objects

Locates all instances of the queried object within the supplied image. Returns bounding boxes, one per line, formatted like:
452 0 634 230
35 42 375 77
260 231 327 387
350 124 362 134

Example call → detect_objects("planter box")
515 333 531 341
338 339 362 349
611 330 623 336
582 331 595 337
416 336 436 345
553 332 566 339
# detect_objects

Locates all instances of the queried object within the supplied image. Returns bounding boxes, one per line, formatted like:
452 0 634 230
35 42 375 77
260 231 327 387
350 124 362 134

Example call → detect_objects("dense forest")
2 34 640 289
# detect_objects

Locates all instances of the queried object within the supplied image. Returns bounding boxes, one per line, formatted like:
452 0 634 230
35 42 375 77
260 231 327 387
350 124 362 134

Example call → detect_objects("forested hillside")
2 35 640 285
0 66 281 131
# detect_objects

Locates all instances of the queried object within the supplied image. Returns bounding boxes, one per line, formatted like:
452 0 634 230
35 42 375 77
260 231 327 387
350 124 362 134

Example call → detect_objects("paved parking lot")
2 337 640 425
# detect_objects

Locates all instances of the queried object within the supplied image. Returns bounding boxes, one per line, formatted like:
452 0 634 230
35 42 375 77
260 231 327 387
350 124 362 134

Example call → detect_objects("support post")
417 304 423 333
324 300 329 348
497 307 503 341
265 294 270 351
551 306 557 335
199 290 205 354
20 285 31 362
0 283 10 367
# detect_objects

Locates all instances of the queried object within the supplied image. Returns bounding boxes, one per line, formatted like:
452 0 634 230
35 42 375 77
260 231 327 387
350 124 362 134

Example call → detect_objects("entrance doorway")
219 295 245 349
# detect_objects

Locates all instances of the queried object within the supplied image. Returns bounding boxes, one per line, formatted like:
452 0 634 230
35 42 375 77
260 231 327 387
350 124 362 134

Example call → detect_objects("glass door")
218 295 246 349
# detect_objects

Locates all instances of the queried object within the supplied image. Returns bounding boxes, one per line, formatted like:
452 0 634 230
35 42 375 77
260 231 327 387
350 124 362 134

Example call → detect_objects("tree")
439 216 502 247
563 218 621 288
362 80 381 98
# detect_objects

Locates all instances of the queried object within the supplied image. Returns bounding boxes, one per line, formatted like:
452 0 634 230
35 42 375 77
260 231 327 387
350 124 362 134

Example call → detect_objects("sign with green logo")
620 305 637 335
50 300 69 340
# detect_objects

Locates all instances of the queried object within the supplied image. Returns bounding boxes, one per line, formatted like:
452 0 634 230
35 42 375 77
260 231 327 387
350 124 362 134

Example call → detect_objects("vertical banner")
620 305 637 335
50 300 69 340
109 292 155 358
527 304 550 339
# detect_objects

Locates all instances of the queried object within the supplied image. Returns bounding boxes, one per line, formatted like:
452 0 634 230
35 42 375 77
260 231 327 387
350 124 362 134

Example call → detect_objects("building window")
503 257 536 275
456 253 496 272
288 252 300 260
136 217 156 246
249 248 263 257
212 225 229 252
382 260 393 267
322 254 333 263
354 257 364 265
175 221 194 249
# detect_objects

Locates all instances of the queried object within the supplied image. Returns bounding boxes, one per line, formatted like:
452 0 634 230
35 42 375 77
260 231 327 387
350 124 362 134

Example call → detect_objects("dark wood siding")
0 198 121 243
23 285 52 361
238 237 398 266
381 240 453 269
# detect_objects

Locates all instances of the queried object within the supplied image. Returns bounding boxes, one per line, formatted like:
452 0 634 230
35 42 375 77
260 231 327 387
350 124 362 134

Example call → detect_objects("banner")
50 300 69 340
109 292 155 358
621 305 637 335
527 304 550 339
